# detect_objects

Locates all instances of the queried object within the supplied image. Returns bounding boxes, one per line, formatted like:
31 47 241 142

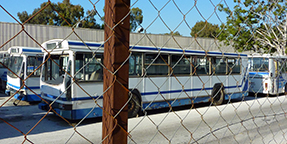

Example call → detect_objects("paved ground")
0 94 286 143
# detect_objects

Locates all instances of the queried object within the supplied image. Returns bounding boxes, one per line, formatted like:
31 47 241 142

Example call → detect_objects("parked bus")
6 46 44 103
0 51 9 92
248 54 287 95
38 39 249 120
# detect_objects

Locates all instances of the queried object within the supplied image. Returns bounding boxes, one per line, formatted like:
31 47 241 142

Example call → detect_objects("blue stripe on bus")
68 41 103 47
7 83 40 90
141 87 213 96
67 41 247 57
249 72 269 75
22 49 42 53
131 47 247 57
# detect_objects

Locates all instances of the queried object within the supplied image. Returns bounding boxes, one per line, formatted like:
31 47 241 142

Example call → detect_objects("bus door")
277 58 287 94
25 56 43 98
272 58 280 94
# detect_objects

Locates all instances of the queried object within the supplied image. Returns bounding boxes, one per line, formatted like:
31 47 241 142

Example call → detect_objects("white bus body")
39 39 249 120
248 54 287 95
6 46 43 102
0 51 9 92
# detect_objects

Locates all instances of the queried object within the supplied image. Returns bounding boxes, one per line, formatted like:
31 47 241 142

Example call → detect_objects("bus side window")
82 53 103 81
228 58 240 74
193 56 208 75
129 53 142 76
75 54 84 80
171 55 191 75
211 57 226 75
145 54 168 75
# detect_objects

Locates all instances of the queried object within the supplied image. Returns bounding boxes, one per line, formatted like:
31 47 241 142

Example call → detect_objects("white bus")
6 46 44 103
38 39 249 120
248 54 287 95
0 51 9 92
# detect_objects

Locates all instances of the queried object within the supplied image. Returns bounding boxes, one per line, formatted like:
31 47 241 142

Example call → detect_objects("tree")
81 10 103 29
164 31 181 36
17 0 102 29
130 7 143 32
101 7 143 32
190 21 219 38
218 0 287 54
18 2 57 25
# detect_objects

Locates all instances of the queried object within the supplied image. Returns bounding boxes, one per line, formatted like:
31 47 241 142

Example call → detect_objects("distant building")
0 22 243 53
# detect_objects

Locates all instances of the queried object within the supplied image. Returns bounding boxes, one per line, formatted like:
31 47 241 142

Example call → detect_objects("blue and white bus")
6 46 43 103
38 39 249 120
248 54 287 95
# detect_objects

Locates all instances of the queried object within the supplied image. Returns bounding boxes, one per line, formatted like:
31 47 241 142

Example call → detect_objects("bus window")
27 56 43 76
42 55 68 83
129 53 142 76
171 55 191 75
211 57 227 75
145 54 168 75
75 53 103 81
227 58 240 74
249 57 268 72
193 56 208 75
8 56 23 78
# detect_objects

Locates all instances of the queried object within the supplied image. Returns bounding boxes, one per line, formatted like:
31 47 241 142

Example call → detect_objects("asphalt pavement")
0 94 286 144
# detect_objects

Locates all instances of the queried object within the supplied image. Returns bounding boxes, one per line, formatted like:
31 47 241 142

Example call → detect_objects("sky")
0 0 236 37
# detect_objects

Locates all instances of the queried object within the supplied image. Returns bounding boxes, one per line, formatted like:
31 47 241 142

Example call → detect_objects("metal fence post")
102 0 130 143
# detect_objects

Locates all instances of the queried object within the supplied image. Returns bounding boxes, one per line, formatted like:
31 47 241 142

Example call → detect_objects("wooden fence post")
102 0 130 143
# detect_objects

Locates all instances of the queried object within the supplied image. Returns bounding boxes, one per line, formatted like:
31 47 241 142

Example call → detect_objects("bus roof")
8 46 43 55
42 39 248 57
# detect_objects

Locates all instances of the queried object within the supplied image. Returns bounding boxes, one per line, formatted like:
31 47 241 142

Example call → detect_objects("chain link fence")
1 0 287 143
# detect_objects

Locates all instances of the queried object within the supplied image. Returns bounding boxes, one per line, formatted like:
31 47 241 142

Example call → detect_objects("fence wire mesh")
1 0 287 143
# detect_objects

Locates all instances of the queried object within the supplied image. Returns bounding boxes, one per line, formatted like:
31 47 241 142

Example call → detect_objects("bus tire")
128 91 141 118
211 83 225 106
285 84 287 94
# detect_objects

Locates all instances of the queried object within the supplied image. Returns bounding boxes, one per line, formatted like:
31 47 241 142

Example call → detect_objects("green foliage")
101 7 143 31
164 31 181 36
18 2 57 25
218 0 287 53
190 21 219 38
17 0 102 29
81 10 103 29
130 7 143 31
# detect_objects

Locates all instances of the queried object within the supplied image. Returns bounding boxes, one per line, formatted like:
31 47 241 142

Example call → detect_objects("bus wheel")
285 84 287 94
211 83 225 106
128 92 140 118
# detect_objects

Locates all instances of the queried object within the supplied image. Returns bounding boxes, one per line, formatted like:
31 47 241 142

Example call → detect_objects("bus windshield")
42 54 69 84
8 56 23 78
249 57 269 72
